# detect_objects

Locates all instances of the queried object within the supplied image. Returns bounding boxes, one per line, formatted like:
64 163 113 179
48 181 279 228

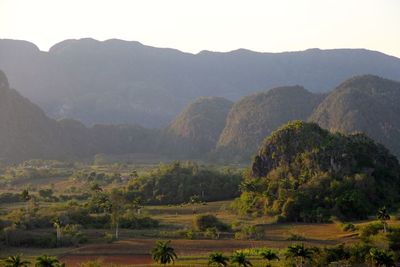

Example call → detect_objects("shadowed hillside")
310 75 400 158
216 86 323 162
164 97 233 156
0 70 160 162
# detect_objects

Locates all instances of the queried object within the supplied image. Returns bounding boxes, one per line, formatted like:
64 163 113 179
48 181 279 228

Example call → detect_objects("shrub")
120 212 159 229
286 233 306 241
234 225 265 240
359 222 384 238
204 227 219 239
61 224 88 246
348 243 373 264
387 227 400 251
318 244 351 265
104 233 115 243
341 223 357 232
3 228 56 248
193 214 229 231
78 260 103 267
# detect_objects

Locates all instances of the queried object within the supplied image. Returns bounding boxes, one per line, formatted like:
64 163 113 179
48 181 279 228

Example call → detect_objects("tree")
21 189 31 202
109 189 126 240
377 206 390 233
2 255 30 267
208 252 229 267
90 183 102 193
38 189 53 200
259 248 280 267
369 248 395 267
285 243 313 267
151 240 178 266
230 251 252 267
35 255 60 267
53 218 62 246
21 189 31 213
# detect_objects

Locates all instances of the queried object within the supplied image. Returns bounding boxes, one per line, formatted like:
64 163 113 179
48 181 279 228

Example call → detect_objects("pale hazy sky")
1 0 400 57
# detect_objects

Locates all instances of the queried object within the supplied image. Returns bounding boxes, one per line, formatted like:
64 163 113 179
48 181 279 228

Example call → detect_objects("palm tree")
21 189 31 213
151 240 178 266
53 218 62 246
230 251 253 267
208 252 229 267
2 255 30 267
377 206 390 233
110 189 126 240
369 248 395 267
259 248 280 267
35 255 60 267
285 243 313 267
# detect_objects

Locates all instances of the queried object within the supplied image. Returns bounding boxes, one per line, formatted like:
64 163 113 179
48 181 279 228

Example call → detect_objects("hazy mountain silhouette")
1 38 400 128
0 70 159 162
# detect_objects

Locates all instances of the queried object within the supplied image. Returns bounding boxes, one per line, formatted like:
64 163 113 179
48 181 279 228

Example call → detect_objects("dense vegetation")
216 86 323 162
127 162 242 204
310 75 400 159
235 121 400 221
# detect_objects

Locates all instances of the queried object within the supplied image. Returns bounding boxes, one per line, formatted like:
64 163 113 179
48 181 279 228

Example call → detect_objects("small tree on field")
35 255 62 267
377 206 390 233
208 252 229 267
285 243 313 267
151 240 177 266
259 248 280 267
2 255 30 267
368 248 396 267
230 251 252 267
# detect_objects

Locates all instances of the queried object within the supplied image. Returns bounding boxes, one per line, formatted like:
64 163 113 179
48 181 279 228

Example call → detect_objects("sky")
1 0 400 57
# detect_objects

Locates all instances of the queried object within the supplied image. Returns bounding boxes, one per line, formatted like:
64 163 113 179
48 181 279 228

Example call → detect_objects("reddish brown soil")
60 254 152 266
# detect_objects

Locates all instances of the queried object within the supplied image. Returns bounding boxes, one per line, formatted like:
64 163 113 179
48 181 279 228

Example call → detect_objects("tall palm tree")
53 218 62 246
2 255 30 267
151 240 178 266
208 252 229 267
21 189 31 213
285 243 313 267
35 255 60 267
369 248 395 267
377 206 391 233
230 251 253 267
259 248 280 267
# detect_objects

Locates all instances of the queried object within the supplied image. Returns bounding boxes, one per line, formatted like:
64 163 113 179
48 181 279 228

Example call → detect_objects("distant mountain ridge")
1 69 400 162
0 70 160 162
1 38 400 127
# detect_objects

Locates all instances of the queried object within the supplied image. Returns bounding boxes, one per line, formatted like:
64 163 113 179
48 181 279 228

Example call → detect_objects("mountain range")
1 39 400 162
1 38 400 128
